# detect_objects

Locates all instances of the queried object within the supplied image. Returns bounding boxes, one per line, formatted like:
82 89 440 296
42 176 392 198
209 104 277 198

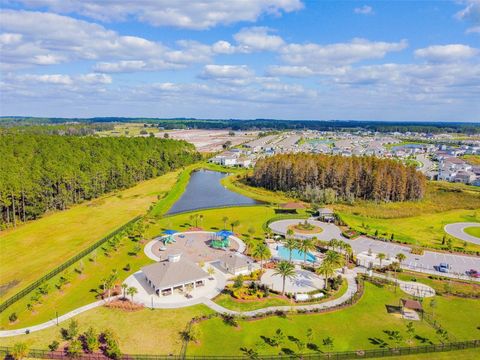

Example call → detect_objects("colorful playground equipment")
211 230 233 249
163 230 178 245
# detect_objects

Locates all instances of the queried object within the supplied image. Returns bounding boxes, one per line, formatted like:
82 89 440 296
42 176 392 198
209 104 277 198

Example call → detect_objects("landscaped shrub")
8 312 17 323
342 229 360 239
48 340 59 351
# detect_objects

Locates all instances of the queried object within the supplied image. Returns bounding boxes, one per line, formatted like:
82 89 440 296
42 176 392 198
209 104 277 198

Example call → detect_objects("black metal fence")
1 339 479 359
0 216 142 313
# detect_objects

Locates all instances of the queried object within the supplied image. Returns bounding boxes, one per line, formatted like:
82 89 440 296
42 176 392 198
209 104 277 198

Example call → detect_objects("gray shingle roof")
142 258 208 289
220 253 253 269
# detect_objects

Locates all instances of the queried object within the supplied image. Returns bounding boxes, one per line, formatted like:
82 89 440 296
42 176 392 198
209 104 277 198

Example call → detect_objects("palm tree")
127 286 138 302
286 228 294 240
394 253 407 291
395 253 406 268
231 220 240 233
324 250 345 269
273 261 296 295
298 238 316 265
284 238 298 263
222 216 229 230
377 253 386 268
316 260 335 289
121 283 128 299
328 238 339 251
252 243 271 269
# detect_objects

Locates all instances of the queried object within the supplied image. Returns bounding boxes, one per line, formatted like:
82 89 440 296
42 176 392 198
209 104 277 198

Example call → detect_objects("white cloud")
17 74 74 85
212 41 237 54
354 5 374 15
13 0 304 30
234 27 285 52
0 10 218 71
266 65 316 77
455 0 480 34
78 73 112 84
280 38 408 67
466 25 480 33
201 65 254 79
415 44 479 62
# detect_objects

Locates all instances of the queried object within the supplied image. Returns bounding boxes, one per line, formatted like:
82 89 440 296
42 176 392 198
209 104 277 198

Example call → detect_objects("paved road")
269 219 480 280
444 222 480 245
416 154 435 175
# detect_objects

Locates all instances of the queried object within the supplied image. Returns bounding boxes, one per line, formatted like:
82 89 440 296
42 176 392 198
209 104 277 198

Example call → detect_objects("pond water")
166 170 261 214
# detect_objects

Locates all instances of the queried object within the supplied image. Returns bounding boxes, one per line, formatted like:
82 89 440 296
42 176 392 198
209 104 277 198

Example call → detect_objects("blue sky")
0 0 479 121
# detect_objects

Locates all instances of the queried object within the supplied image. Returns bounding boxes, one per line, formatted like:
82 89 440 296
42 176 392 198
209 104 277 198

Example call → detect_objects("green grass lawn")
0 234 153 329
338 209 480 252
0 169 183 302
221 173 297 204
387 348 480 360
187 282 451 356
464 226 480 238
0 305 213 355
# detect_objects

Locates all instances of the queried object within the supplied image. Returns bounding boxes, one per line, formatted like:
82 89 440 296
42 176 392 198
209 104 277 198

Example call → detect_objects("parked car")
438 263 450 273
466 269 480 278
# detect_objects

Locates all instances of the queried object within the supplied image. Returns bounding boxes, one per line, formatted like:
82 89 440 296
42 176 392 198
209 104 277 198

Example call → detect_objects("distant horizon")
1 116 479 124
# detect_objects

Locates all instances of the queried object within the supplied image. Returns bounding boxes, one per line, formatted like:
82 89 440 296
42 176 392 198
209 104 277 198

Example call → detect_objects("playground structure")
210 230 233 249
163 230 178 245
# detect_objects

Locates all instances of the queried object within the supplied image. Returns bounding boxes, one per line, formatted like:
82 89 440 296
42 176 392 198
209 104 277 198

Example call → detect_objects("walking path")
0 271 357 338
0 296 119 337
269 219 480 281
202 270 358 316
354 268 436 298
444 222 480 245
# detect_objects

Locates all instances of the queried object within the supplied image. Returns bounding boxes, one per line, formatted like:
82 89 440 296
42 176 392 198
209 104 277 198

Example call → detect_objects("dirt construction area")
156 129 258 152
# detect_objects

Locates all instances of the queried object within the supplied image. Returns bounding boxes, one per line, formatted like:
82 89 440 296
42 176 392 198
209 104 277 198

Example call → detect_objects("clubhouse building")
142 254 209 296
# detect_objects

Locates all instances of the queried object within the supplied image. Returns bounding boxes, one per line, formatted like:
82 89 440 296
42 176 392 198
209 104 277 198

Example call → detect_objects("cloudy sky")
0 0 479 121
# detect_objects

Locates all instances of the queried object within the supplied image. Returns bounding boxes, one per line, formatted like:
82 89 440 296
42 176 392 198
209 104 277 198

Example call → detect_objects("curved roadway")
444 222 480 245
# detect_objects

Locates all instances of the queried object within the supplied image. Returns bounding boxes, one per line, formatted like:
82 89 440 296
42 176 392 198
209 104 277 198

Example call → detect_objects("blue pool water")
277 245 316 263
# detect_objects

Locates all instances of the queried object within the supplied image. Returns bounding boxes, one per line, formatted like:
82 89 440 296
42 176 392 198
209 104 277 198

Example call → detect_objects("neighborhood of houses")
209 130 480 186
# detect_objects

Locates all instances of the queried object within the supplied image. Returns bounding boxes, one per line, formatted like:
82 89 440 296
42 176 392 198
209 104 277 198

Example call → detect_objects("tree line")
250 154 426 203
2 117 479 134
0 133 200 228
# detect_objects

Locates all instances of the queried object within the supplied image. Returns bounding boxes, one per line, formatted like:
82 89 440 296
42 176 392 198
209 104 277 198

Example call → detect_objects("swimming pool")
277 245 316 263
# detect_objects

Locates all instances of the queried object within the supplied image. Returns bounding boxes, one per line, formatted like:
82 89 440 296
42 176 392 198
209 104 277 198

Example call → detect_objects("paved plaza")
260 268 325 293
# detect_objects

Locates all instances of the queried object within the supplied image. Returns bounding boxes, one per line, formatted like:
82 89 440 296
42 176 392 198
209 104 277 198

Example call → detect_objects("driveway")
444 222 480 245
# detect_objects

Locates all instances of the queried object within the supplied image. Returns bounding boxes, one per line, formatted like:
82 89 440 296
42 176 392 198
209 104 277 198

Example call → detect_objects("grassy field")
0 305 213 355
0 169 182 302
96 123 160 137
334 181 480 252
387 349 480 360
0 232 153 328
221 173 296 204
464 226 480 238
462 155 480 166
188 281 480 356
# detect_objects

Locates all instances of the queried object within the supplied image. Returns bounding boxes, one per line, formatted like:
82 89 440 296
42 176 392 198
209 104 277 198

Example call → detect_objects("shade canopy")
163 230 178 235
216 230 233 237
